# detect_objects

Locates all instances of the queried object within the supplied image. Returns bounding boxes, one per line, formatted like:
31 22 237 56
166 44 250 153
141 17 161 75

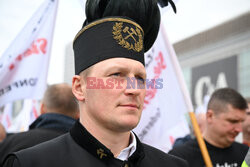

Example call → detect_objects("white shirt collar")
116 132 137 161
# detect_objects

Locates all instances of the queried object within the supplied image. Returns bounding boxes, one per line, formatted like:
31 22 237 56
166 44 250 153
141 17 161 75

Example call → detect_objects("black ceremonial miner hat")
73 0 161 75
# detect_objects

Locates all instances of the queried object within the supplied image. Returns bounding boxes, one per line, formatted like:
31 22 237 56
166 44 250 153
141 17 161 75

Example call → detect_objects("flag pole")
160 23 213 167
189 112 213 167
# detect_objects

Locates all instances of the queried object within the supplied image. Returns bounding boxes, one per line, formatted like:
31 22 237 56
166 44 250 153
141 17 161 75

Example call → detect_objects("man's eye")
110 72 121 77
136 76 145 84
228 120 238 124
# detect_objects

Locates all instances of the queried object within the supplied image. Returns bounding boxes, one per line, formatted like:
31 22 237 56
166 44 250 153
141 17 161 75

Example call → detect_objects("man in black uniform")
169 88 249 167
3 0 188 166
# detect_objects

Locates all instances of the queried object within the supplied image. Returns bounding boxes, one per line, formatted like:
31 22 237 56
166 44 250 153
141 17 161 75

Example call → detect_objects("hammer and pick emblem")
123 26 137 42
97 148 107 159
112 22 143 52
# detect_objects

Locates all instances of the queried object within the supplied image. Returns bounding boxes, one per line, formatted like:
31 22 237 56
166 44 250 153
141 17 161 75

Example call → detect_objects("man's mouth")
119 104 139 109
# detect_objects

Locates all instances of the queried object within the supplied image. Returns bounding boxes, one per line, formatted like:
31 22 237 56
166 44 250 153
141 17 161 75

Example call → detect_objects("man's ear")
206 109 214 124
72 75 85 101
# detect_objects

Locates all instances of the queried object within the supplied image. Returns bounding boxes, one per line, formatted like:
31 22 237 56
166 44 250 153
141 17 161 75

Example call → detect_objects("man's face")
81 58 146 132
209 104 246 147
242 103 250 136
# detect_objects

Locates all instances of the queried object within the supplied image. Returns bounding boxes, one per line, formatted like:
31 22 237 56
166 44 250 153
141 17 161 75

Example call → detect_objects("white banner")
134 24 192 152
0 103 13 130
7 99 40 133
0 0 58 107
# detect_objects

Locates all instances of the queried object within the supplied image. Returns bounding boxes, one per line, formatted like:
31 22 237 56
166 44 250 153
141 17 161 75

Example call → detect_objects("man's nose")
235 122 243 133
124 77 145 96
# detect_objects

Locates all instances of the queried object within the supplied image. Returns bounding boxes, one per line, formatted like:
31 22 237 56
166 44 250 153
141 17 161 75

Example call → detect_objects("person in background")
0 123 6 142
169 88 249 167
242 97 250 146
173 112 206 148
0 83 79 166
3 0 188 167
196 112 206 133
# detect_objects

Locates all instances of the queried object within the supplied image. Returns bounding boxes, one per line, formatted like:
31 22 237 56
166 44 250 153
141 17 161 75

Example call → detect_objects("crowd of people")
0 0 249 167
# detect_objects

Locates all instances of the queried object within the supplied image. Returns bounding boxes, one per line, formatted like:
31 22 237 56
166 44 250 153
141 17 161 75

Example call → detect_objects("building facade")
174 12 250 108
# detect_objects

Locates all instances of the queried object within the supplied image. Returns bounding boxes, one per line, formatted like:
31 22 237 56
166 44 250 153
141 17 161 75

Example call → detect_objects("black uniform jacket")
0 113 76 166
3 121 188 167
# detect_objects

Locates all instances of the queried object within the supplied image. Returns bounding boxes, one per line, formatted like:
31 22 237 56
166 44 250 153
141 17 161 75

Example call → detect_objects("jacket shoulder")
0 129 64 166
168 139 198 157
141 143 189 167
2 134 72 167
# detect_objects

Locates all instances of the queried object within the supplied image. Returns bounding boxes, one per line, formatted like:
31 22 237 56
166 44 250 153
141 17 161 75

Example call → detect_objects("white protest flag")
7 99 40 132
0 102 13 130
134 24 193 152
29 99 40 124
0 0 58 107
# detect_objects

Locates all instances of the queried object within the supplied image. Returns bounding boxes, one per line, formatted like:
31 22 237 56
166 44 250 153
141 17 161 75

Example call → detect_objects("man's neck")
80 118 131 157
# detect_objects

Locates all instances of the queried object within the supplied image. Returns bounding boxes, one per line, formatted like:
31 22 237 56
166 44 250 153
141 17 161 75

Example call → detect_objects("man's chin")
115 122 139 132
226 137 236 145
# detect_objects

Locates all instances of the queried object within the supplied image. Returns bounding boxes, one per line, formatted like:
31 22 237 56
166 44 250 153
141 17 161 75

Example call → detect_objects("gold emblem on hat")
112 22 143 52
97 148 107 159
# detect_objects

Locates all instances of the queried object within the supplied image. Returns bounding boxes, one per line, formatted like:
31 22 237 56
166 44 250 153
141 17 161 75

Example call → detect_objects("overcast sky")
0 0 250 84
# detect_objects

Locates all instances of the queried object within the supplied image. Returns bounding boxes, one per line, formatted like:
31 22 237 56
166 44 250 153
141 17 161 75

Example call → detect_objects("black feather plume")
84 0 161 52
157 0 177 13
